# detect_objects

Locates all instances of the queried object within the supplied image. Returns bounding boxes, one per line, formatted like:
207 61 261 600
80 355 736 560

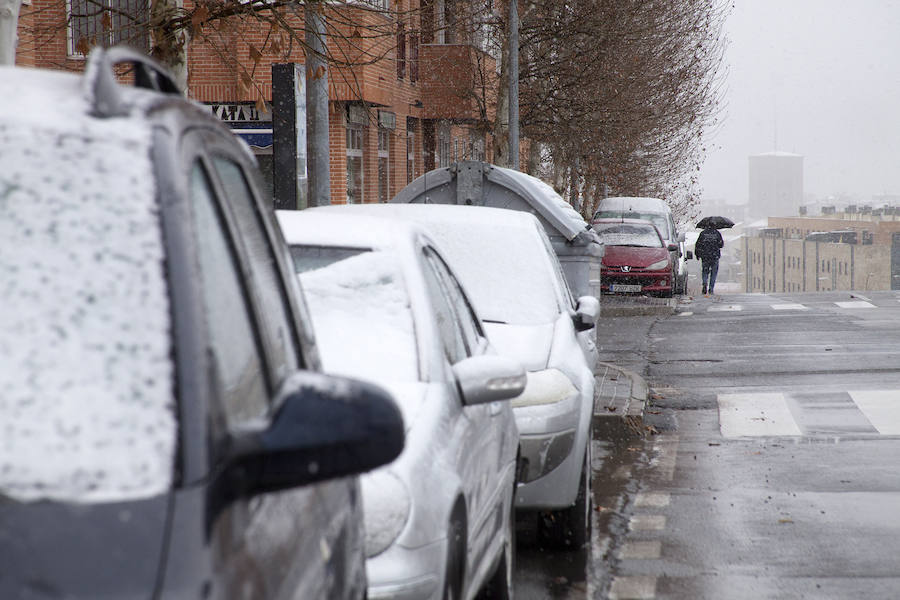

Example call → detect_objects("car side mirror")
453 354 526 406
222 371 404 500
686 250 694 260
667 243 678 252
573 295 600 331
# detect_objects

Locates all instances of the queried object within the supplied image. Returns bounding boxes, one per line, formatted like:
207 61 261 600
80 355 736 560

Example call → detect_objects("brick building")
14 0 500 206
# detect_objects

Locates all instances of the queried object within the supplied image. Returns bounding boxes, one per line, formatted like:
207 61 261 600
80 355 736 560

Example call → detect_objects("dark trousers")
701 258 719 292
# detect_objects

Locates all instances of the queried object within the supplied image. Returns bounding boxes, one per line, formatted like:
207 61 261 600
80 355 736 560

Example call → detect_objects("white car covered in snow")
276 210 525 600
310 204 600 550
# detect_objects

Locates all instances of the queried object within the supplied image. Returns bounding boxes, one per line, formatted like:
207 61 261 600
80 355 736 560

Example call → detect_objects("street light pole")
306 2 331 207
508 0 519 170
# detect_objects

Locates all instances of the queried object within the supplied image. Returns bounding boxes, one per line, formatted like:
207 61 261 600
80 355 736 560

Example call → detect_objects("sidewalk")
592 361 649 436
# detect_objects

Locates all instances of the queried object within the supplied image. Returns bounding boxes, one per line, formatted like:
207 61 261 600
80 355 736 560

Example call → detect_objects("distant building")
742 213 900 293
748 152 803 220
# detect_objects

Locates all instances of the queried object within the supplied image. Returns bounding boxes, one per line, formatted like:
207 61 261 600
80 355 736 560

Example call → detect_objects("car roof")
597 196 671 213
276 209 437 252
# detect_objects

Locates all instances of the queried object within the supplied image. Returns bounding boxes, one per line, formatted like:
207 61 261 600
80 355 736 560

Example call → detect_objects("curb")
593 362 649 437
599 297 677 317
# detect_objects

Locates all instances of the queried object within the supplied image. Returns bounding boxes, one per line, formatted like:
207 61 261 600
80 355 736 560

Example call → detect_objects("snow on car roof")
0 66 175 504
308 204 564 325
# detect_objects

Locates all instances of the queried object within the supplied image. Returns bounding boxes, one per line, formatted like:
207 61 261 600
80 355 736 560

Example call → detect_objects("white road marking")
848 390 900 434
630 515 667 531
718 393 802 438
708 304 743 312
609 575 658 599
835 300 875 309
678 311 694 316
635 492 671 508
772 303 807 310
651 435 679 481
620 540 662 560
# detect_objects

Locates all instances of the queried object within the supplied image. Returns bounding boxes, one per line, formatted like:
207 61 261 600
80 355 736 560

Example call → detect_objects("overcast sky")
698 0 900 204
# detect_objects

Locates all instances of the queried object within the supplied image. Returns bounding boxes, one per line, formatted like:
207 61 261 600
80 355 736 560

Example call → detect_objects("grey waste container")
391 161 603 299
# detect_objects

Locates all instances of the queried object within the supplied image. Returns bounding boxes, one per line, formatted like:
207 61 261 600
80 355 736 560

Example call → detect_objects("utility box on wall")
272 63 307 210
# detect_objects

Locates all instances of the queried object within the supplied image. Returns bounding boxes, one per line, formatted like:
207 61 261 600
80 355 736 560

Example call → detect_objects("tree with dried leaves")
482 0 729 221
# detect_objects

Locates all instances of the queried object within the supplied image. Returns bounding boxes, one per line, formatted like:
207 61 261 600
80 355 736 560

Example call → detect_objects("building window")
437 122 451 168
68 0 149 56
346 124 364 204
397 22 406 79
378 128 391 203
407 119 416 183
409 33 419 82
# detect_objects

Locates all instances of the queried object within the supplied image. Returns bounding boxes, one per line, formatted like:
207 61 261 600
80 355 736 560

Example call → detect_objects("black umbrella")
696 215 734 229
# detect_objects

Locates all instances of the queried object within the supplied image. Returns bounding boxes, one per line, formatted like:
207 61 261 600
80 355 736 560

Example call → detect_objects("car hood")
483 322 554 371
602 245 669 268
0 495 169 599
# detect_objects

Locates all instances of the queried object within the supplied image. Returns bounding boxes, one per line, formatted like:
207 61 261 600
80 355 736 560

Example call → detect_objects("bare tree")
483 0 729 220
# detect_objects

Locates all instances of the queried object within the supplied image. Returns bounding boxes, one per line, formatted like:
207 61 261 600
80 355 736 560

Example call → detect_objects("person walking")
695 225 724 296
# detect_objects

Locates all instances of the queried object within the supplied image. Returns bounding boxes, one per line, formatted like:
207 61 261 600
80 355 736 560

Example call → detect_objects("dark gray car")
0 46 403 599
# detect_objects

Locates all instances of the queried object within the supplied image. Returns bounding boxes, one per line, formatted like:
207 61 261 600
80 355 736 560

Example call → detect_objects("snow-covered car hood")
483 321 554 371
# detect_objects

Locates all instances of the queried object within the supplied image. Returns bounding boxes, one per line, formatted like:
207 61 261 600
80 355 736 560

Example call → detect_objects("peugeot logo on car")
621 266 631 272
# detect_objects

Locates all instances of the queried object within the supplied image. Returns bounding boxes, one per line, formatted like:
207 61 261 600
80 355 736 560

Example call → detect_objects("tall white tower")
748 151 803 219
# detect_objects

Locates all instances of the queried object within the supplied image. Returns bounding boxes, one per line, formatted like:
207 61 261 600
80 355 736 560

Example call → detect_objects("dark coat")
695 227 724 260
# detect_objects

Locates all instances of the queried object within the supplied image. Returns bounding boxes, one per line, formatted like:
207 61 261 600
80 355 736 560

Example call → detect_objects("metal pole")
0 0 22 65
508 0 519 170
306 3 331 207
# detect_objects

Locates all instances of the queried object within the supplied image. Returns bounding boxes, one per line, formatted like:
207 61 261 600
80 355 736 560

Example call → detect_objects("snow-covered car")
0 47 404 599
310 204 599 550
592 196 689 294
276 210 525 600
593 218 679 297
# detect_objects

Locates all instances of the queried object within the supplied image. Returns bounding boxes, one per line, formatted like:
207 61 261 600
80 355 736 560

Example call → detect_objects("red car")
593 218 678 297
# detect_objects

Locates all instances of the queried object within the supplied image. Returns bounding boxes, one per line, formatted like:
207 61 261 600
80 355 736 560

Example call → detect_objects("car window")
422 246 483 356
189 162 269 428
290 245 370 273
595 223 664 248
211 156 299 384
535 223 576 309
421 219 562 325
294 248 420 382
419 248 468 364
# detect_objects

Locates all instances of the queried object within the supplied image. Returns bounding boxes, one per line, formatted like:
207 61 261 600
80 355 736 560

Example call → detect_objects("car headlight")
512 369 578 408
647 259 669 271
361 470 411 558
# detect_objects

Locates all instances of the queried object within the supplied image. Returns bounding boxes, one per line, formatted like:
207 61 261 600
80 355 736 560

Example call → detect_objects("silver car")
312 204 600 550
276 210 525 599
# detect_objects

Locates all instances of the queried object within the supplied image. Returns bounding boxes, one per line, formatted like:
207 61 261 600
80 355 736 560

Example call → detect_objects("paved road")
597 291 900 599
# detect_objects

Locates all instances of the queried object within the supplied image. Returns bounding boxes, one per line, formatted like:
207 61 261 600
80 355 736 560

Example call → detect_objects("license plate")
610 284 643 293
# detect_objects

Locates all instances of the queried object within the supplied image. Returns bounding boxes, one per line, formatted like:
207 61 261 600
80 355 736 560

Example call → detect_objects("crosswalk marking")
718 390 900 438
849 390 900 434
707 304 743 312
609 575 657 600
718 393 802 437
771 303 807 310
835 300 875 309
